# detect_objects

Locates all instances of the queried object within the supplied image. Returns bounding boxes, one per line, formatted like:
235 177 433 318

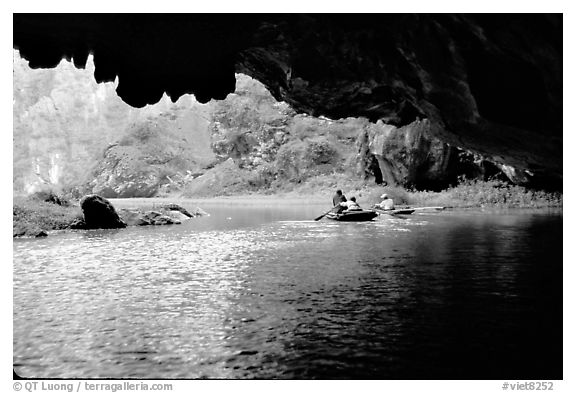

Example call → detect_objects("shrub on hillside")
275 137 339 182
212 129 258 160
29 189 70 206
247 163 276 189
119 122 158 145
446 179 562 207
275 140 307 180
306 138 339 165
391 179 563 208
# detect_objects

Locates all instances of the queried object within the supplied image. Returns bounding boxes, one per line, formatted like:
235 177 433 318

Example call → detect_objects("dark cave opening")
366 154 384 185
466 52 548 134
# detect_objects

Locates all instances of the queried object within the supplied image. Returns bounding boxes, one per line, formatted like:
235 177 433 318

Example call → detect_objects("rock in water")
80 195 127 229
117 208 152 226
117 208 182 226
161 210 190 221
68 217 87 229
160 203 194 217
141 211 181 225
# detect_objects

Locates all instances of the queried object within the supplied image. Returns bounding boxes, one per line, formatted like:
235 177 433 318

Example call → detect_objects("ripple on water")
13 210 563 379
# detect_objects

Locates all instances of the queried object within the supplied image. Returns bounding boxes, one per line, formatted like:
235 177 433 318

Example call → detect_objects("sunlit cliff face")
13 52 207 195
14 14 562 190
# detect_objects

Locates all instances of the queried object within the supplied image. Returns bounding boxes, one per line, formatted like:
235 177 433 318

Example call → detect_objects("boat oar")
409 206 446 211
314 207 336 221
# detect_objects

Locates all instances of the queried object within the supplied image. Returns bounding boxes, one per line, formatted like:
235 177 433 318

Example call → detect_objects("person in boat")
332 189 347 206
376 193 395 210
340 196 362 211
332 189 348 213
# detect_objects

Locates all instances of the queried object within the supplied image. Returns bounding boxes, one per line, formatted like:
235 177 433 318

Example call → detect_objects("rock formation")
117 203 205 226
359 119 520 190
13 14 562 190
159 203 194 218
89 118 216 198
117 209 181 226
80 194 126 229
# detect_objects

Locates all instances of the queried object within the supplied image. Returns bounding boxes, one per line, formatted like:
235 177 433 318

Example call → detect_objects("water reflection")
14 207 562 379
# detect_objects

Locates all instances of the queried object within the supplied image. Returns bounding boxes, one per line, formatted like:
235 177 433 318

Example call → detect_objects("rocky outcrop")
90 144 163 198
159 203 208 218
117 203 206 226
117 208 181 226
68 217 86 229
117 208 151 226
80 194 126 229
118 209 181 226
159 203 194 218
359 119 525 190
180 158 255 197
88 119 217 198
161 210 190 222
360 119 449 188
142 211 181 225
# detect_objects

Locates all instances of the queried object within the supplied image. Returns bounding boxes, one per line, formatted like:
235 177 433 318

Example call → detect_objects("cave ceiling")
13 14 562 189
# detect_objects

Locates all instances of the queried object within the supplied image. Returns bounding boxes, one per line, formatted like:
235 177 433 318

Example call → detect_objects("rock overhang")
13 13 562 190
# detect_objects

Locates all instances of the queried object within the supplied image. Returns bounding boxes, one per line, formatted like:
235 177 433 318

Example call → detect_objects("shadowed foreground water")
13 204 562 379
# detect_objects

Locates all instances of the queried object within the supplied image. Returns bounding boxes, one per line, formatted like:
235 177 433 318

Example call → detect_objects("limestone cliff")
88 113 216 198
359 119 521 190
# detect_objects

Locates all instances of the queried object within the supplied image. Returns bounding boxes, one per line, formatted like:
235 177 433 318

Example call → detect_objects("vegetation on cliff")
362 180 562 209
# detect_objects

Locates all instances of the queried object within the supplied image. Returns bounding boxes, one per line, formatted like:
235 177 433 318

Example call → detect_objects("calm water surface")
13 202 563 379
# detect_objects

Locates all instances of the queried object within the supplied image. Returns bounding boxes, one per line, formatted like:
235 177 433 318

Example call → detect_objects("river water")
13 202 563 379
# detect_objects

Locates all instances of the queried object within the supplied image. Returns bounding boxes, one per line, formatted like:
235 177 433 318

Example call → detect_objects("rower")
332 189 347 213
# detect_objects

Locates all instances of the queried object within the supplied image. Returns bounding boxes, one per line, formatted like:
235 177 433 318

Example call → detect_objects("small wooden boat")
325 210 378 222
372 207 416 215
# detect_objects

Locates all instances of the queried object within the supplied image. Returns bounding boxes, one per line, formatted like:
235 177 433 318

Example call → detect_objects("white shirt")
341 200 361 211
378 199 395 210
